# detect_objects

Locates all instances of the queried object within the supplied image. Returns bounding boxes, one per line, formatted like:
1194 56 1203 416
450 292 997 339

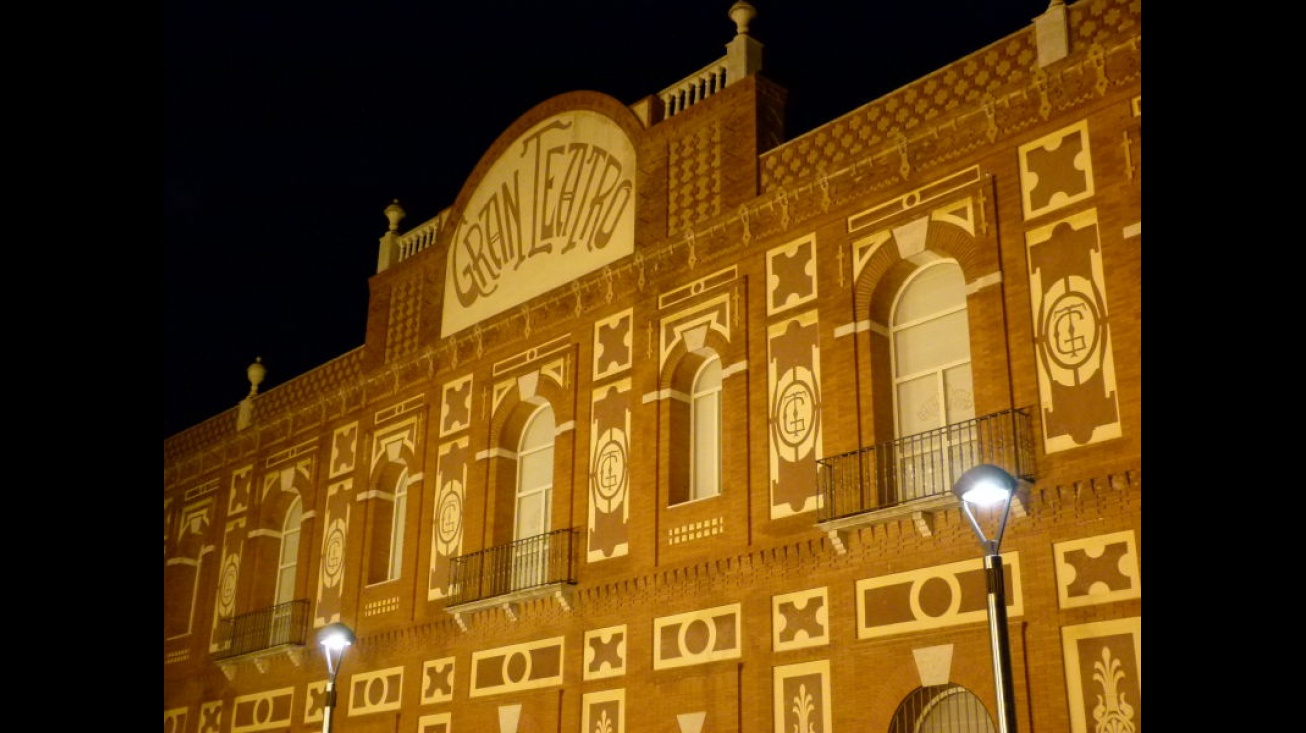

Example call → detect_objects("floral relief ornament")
790 683 817 733
1091 646 1135 733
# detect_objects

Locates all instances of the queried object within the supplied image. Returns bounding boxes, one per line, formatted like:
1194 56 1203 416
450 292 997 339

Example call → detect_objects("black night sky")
164 0 1044 438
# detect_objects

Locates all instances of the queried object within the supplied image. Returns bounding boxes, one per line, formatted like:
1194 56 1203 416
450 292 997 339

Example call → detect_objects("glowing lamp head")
952 464 1017 506
318 622 356 678
952 464 1020 553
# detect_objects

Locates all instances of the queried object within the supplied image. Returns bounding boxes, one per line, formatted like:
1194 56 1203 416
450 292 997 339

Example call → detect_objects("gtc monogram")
771 366 819 459
592 434 628 513
1040 277 1103 380
1051 301 1089 359
1047 288 1100 370
780 383 811 441
437 487 462 541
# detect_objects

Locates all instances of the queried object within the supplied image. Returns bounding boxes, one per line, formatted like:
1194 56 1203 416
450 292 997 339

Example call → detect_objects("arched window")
270 496 302 644
890 260 974 498
275 496 302 606
888 683 995 733
366 459 411 586
668 349 724 506
516 403 555 541
690 354 722 501
163 506 208 640
513 403 555 589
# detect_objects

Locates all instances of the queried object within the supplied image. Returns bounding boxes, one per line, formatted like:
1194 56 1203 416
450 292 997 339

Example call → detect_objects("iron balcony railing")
211 599 310 660
446 528 578 607
816 408 1035 523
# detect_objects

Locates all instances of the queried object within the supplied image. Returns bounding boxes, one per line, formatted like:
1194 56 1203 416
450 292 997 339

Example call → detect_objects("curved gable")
442 100 639 336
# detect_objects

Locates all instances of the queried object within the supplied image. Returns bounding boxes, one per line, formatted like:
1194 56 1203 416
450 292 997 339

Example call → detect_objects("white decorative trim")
966 270 1002 294
833 320 870 338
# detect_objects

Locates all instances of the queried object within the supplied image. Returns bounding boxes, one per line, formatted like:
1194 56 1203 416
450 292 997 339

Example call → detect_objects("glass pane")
276 498 302 604
276 568 295 605
516 491 547 539
520 450 553 491
280 499 302 565
695 356 721 392
894 310 970 376
279 529 300 565
693 392 720 498
388 493 407 579
284 499 302 528
522 406 555 450
894 262 965 325
517 404 555 546
694 393 719 441
943 364 975 422
897 375 940 435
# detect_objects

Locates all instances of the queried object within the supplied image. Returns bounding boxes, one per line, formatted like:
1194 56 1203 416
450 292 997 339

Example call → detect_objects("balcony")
815 408 1035 552
211 599 310 677
444 528 578 628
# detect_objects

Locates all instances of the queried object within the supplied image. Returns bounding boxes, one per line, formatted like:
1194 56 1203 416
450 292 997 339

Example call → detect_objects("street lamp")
318 622 355 733
952 464 1019 733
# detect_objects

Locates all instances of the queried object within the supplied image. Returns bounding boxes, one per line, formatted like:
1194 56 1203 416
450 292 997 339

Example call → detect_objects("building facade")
163 2 1142 731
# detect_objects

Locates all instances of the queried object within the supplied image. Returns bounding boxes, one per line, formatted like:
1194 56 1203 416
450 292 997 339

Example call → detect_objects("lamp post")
951 464 1019 733
318 622 355 733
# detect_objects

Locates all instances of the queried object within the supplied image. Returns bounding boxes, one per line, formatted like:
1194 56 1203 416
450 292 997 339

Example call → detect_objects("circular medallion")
1039 275 1105 381
909 573 962 620
591 430 628 511
771 367 820 459
367 677 387 706
680 618 715 656
436 482 464 548
505 651 531 683
323 519 346 588
219 555 239 609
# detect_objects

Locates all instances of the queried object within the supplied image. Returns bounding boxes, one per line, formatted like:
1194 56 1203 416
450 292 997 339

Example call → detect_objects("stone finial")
384 199 406 232
729 1 756 36
1034 0 1070 67
247 356 266 397
725 1 763 84
377 201 406 274
237 357 265 431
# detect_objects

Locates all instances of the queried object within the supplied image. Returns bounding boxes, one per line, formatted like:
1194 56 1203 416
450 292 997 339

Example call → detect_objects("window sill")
668 493 721 509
